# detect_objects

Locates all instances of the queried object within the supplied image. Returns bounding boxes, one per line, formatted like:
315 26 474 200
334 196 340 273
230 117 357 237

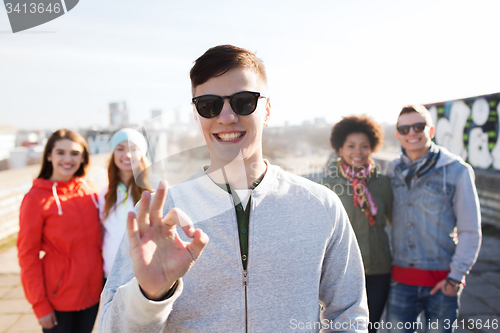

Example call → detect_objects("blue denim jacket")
387 145 481 282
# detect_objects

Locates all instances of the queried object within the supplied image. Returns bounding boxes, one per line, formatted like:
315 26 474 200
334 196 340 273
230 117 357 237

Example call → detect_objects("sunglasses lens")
397 126 410 135
413 123 426 133
196 96 223 118
230 92 258 115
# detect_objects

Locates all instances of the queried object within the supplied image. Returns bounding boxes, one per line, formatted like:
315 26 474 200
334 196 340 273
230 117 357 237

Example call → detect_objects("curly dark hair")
329 115 384 153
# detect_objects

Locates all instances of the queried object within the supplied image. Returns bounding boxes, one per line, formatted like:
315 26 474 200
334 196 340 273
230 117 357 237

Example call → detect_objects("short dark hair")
38 129 90 179
190 45 267 93
330 115 384 153
397 104 433 126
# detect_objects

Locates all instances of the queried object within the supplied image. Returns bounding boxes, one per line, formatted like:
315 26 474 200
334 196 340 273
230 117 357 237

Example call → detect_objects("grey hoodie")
98 164 368 333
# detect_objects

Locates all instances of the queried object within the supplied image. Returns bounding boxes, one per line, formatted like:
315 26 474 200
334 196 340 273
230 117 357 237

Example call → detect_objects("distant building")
149 110 163 130
109 102 129 130
0 127 16 170
151 109 162 119
314 117 327 127
85 129 112 155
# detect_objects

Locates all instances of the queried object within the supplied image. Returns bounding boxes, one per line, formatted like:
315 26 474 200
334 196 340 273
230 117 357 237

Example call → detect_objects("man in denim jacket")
386 105 481 333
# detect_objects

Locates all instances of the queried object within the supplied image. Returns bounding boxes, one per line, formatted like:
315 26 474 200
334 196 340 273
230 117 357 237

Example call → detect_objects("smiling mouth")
215 132 245 142
407 138 421 143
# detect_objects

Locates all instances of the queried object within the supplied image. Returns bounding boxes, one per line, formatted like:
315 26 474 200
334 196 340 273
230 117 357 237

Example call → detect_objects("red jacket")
17 177 103 318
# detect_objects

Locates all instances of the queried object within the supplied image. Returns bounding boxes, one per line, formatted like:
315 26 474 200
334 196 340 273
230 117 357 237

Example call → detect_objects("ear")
263 97 271 126
429 125 436 139
337 147 344 158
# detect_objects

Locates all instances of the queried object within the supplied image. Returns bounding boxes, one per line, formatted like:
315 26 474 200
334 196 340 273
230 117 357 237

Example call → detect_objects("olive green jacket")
318 159 393 275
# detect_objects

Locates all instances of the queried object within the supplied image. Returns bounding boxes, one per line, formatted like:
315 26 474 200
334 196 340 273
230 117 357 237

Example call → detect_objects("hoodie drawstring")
52 182 63 215
79 178 99 209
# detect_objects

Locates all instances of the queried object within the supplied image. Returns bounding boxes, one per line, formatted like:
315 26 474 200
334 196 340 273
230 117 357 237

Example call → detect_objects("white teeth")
217 133 243 141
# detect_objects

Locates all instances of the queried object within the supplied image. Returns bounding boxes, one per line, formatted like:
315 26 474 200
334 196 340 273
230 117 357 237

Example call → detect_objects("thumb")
186 229 209 261
430 282 443 295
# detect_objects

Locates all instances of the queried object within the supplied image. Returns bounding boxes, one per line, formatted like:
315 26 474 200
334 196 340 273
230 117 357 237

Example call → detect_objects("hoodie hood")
32 177 98 215
435 145 465 168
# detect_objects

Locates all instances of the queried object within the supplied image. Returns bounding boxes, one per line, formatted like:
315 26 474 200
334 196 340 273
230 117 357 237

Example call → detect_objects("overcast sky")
1 0 499 130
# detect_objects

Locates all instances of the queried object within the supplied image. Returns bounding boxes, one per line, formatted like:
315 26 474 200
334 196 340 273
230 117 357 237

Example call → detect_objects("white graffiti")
429 106 438 126
472 98 490 126
434 98 500 170
435 100 469 160
491 102 500 169
468 127 493 169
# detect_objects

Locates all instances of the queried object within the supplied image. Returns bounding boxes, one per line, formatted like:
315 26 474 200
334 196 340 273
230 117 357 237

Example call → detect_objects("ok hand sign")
127 180 209 300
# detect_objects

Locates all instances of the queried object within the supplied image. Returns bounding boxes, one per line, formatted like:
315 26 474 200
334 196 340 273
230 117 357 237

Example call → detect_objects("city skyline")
1 0 500 130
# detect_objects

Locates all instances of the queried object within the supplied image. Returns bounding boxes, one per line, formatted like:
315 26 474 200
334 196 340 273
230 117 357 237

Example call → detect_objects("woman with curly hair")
318 115 393 332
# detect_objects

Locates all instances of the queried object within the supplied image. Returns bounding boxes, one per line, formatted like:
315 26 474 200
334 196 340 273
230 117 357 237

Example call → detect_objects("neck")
206 156 267 189
119 170 134 186
341 160 368 173
405 145 431 162
49 174 72 182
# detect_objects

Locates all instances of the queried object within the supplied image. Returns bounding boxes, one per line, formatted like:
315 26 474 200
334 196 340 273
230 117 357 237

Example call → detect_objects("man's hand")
127 180 209 300
430 279 459 296
38 312 57 329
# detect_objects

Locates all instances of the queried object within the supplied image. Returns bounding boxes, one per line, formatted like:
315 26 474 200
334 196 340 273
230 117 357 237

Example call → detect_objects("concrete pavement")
0 245 99 333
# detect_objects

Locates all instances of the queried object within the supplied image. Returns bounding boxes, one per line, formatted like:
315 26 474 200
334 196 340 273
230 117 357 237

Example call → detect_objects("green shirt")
215 181 260 270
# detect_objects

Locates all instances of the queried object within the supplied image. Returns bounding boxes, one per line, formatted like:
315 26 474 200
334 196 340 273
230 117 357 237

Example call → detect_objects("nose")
62 153 72 162
407 126 418 135
126 151 131 158
217 99 238 124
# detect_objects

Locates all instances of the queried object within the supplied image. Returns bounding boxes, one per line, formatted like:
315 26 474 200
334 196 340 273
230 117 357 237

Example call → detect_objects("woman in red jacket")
17 129 103 333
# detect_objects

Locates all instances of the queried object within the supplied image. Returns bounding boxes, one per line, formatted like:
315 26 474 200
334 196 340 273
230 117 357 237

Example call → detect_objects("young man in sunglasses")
386 105 481 333
98 45 368 332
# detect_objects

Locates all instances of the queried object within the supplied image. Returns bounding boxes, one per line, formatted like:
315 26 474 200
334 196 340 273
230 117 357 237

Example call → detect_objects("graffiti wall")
425 93 500 170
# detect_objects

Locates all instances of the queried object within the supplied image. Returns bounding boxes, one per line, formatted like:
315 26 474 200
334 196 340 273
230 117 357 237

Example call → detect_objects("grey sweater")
98 164 368 332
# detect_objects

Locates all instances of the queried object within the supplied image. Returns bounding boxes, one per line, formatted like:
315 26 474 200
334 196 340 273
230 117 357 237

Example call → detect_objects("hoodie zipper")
230 189 250 333
242 188 256 333
222 169 253 333
243 269 248 332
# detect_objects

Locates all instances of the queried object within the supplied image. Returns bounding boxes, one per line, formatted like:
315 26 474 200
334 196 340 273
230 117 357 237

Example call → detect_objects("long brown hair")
102 153 152 221
38 129 90 179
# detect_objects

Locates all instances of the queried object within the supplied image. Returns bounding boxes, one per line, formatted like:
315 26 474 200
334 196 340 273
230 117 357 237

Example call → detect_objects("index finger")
149 180 168 225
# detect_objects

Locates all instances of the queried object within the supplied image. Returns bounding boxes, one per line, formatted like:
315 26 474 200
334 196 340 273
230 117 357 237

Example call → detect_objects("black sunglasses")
192 91 265 119
396 122 427 135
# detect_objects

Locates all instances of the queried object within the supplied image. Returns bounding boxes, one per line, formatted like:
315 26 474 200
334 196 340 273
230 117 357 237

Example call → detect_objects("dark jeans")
42 302 99 333
366 273 391 333
386 280 459 333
